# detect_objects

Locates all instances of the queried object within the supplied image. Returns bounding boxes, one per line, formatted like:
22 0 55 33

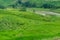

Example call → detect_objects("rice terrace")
0 0 60 40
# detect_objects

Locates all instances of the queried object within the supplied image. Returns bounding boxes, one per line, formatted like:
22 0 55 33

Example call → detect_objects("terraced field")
0 9 60 40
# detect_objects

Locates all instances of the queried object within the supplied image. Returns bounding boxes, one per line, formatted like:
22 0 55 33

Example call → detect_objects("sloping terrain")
0 0 60 40
0 9 60 40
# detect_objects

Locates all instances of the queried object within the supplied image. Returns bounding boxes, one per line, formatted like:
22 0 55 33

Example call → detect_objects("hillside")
0 9 60 40
0 0 60 40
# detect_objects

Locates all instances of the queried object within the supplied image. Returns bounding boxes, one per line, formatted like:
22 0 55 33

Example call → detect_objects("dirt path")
41 37 60 40
35 11 60 16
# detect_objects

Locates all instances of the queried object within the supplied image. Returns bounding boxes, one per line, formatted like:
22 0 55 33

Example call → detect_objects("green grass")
0 9 60 40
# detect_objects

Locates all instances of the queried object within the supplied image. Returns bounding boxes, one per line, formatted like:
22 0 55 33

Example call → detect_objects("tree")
22 1 31 7
17 0 22 4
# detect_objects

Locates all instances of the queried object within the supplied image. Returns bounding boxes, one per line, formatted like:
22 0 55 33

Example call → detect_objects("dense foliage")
0 0 60 9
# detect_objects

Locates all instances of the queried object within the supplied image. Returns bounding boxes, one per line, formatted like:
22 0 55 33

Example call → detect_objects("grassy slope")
0 9 60 40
